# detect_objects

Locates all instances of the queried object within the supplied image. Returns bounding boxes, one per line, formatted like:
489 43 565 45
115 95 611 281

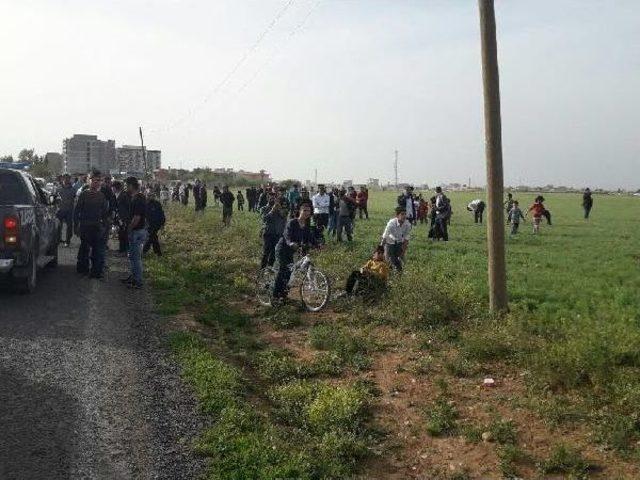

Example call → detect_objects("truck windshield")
0 171 32 205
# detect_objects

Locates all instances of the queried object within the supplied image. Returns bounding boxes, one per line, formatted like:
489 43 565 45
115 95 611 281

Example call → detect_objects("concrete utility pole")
139 127 148 179
394 150 399 190
478 0 508 312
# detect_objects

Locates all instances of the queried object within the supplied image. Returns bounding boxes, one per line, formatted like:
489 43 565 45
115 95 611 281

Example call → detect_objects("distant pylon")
394 150 399 189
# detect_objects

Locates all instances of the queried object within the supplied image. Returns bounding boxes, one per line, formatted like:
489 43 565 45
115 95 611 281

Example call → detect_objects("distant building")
116 145 161 174
44 152 64 175
63 134 116 174
367 178 380 190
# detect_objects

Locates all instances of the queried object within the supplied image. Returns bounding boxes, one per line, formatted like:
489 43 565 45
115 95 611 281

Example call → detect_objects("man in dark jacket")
272 204 317 300
114 181 130 253
100 175 117 249
260 194 287 268
56 174 76 246
74 170 109 278
220 185 235 227
582 188 593 219
144 190 166 256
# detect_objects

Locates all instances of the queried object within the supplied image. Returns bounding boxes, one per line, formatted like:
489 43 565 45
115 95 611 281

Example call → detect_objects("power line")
149 0 296 134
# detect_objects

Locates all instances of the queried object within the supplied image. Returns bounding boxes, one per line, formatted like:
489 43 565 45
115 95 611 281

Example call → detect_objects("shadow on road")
0 367 78 480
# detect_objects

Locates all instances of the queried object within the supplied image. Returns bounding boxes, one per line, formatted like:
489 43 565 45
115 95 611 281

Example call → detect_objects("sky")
0 0 638 189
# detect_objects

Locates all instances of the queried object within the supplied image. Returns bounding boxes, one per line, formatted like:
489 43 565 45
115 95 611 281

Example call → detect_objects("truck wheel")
18 253 37 294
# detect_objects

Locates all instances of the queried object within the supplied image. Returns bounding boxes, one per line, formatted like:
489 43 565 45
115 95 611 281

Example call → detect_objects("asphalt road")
0 243 204 479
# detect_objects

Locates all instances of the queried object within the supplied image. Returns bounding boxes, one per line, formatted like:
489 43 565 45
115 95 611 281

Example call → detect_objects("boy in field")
345 245 389 296
527 198 545 234
509 201 525 234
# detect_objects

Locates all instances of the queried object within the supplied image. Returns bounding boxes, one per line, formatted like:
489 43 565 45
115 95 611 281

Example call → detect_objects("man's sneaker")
120 276 133 284
89 272 104 279
128 281 143 290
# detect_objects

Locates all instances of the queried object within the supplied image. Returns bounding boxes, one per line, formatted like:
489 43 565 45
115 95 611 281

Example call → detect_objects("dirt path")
0 243 204 479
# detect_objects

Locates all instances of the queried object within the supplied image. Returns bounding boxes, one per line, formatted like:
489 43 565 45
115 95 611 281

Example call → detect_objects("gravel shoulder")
0 243 204 480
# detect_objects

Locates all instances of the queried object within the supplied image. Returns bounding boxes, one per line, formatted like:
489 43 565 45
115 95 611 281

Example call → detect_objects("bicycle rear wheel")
256 267 275 306
300 267 331 312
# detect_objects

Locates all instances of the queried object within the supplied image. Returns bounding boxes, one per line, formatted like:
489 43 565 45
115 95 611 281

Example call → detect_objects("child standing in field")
528 198 546 234
345 245 390 296
509 201 525 234
237 191 245 211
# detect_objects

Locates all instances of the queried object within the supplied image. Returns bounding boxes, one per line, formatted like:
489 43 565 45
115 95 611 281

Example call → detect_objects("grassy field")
149 190 640 479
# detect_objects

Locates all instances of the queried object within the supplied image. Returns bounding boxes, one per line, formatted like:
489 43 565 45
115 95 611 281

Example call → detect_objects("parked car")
0 168 60 293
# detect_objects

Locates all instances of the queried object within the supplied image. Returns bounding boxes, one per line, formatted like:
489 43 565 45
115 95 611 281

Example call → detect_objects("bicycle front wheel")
256 267 275 306
300 267 331 312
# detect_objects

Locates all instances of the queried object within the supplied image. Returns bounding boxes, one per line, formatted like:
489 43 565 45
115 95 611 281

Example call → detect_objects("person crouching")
346 246 389 296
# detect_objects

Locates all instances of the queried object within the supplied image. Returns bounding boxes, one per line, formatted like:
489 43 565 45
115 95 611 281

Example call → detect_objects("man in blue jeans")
121 177 148 289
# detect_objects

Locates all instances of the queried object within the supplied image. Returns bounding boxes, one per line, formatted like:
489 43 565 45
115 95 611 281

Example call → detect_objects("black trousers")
118 222 129 253
435 217 449 241
358 205 368 219
273 245 294 299
543 210 552 225
474 206 484 224
346 271 383 295
584 206 592 219
143 228 162 256
57 210 73 244
261 233 280 268
77 225 105 275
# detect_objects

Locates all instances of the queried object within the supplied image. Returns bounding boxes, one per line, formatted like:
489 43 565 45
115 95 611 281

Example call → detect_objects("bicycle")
256 249 331 312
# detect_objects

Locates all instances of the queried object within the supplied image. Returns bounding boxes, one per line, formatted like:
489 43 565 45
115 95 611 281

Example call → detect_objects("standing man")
397 186 417 225
356 186 369 220
381 207 412 272
123 177 148 289
193 179 203 212
312 184 331 237
582 188 593 219
74 170 109 278
467 199 486 224
56 174 76 247
434 187 451 241
100 174 116 250
287 184 301 218
113 180 130 254
260 194 287 268
336 188 356 242
144 189 165 256
220 185 235 227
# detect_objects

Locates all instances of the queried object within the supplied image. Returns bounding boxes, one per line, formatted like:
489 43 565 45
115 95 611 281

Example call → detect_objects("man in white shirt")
312 184 331 237
381 207 412 272
467 199 486 224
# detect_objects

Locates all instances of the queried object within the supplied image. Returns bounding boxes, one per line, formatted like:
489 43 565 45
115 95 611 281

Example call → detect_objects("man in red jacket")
356 185 369 220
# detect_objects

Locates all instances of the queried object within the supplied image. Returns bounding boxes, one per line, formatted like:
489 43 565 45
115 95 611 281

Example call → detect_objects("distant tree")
29 160 52 178
0 155 14 163
279 179 300 190
18 148 36 163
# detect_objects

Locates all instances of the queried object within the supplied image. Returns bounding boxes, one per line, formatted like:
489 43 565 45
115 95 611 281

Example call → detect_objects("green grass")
151 189 640 475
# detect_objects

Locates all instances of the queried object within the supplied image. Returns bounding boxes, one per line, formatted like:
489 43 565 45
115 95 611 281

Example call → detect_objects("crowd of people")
51 173 596 302
53 171 166 289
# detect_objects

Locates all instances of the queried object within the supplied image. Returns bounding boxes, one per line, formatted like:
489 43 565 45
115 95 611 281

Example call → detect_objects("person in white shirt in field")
311 184 331 240
381 207 412 272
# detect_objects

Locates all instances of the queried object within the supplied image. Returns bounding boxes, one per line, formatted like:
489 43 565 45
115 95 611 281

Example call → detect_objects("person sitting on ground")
345 245 389 296
381 207 411 272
